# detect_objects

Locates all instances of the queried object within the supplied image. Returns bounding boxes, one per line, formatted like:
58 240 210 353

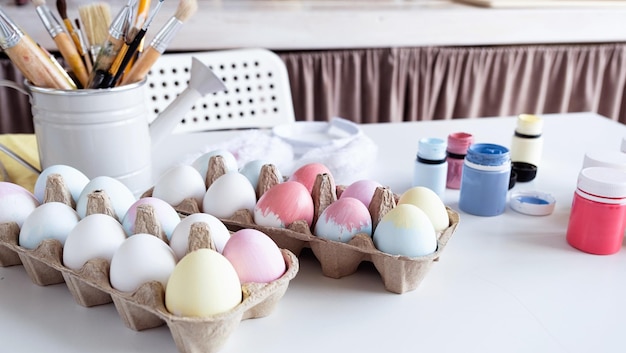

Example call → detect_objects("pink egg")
222 229 286 283
0 182 40 227
288 162 333 193
314 197 372 243
339 179 383 208
254 181 314 228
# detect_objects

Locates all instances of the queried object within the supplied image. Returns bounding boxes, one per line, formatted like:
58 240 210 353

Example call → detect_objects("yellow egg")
397 186 449 231
165 248 242 317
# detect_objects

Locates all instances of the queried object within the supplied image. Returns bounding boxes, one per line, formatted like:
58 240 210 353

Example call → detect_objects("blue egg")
373 204 437 257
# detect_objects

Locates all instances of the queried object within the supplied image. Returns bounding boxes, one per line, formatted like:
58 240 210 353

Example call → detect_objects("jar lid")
510 190 556 216
418 137 447 160
515 114 543 136
512 162 538 182
582 149 626 170
578 167 626 198
509 191 556 216
447 132 473 155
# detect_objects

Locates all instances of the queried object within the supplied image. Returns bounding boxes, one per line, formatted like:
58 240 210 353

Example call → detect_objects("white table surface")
2 112 626 353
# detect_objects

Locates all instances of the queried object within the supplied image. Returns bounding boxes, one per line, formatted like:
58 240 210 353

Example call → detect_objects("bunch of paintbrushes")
0 0 197 90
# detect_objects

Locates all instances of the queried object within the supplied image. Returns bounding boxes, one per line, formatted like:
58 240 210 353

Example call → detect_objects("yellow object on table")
0 134 40 192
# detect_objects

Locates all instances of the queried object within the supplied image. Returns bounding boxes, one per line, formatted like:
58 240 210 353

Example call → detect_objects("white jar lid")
578 167 626 198
582 149 626 170
515 114 543 136
510 190 556 216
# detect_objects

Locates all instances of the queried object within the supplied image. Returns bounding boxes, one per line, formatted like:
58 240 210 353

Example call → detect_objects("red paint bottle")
566 167 626 255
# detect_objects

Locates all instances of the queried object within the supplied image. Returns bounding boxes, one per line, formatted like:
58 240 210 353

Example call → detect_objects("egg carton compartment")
0 222 22 267
0 178 300 353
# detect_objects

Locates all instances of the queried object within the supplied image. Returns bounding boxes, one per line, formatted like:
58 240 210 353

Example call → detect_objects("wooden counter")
2 0 626 52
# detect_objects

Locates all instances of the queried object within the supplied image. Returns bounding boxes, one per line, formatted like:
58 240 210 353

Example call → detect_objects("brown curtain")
0 58 32 133
2 43 626 134
279 43 626 124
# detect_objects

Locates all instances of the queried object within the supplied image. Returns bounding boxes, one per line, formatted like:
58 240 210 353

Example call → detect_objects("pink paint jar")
566 167 626 255
446 132 473 189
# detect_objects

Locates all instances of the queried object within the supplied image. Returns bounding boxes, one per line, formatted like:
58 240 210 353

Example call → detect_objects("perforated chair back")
144 48 295 133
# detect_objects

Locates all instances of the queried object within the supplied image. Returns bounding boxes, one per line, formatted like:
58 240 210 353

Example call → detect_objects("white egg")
192 149 238 180
0 182 40 227
75 176 137 220
152 165 206 208
202 172 256 219
397 186 449 231
62 213 127 270
19 202 80 249
109 233 177 293
169 213 231 260
373 204 437 257
33 164 90 204
121 197 181 240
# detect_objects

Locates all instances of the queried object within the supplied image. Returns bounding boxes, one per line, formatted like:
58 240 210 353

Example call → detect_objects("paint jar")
582 148 626 171
459 143 511 217
413 137 447 197
446 132 473 189
566 167 626 255
510 114 543 181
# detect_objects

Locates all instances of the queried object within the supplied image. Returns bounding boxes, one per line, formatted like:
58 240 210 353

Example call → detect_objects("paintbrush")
86 0 134 88
73 18 92 72
78 2 111 64
56 0 92 74
109 0 164 87
121 0 198 85
124 0 151 72
32 0 88 88
0 6 76 89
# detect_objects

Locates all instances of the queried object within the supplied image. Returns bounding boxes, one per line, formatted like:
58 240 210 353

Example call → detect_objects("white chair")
144 48 295 133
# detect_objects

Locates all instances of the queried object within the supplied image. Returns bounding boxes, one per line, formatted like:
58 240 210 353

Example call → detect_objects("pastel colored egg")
397 186 449 231
166 248 242 317
192 149 238 180
239 159 282 190
19 202 80 249
373 204 437 257
121 197 181 239
33 164 90 204
0 182 40 227
314 197 372 243
288 162 333 193
222 229 286 283
339 179 382 208
254 181 314 228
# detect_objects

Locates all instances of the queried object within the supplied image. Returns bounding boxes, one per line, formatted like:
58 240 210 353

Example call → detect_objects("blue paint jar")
459 143 511 216
413 137 448 197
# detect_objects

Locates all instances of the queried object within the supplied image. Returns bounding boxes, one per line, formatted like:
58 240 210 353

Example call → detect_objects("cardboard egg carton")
155 160 460 294
0 175 299 353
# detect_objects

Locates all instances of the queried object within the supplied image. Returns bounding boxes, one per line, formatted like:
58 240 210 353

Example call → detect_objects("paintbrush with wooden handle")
32 0 88 88
121 0 198 85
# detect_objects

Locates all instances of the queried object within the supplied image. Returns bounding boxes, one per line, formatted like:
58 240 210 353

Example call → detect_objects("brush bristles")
79 2 112 47
31 0 46 7
174 0 198 22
